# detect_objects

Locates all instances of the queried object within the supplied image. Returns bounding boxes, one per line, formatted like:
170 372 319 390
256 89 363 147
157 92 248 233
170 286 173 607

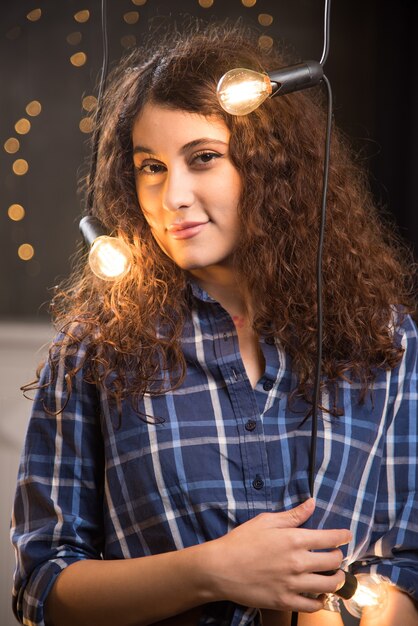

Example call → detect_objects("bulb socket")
269 60 323 96
79 215 108 247
335 571 358 600
318 569 358 600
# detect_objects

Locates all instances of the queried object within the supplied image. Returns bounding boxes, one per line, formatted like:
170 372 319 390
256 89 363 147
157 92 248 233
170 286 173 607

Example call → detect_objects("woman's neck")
189 267 265 388
189 266 250 324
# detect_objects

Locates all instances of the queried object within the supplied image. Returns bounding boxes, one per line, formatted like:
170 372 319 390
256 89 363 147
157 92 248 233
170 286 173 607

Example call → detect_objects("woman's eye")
193 152 220 166
138 162 165 175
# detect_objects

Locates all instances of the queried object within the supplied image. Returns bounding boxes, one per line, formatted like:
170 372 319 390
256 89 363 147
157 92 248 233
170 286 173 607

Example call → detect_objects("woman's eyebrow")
178 138 228 154
132 138 228 156
133 145 154 156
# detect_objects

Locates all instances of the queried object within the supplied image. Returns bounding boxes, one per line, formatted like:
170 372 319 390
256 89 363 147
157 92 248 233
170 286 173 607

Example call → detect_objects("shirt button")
265 336 275 345
252 475 264 490
245 419 257 431
263 380 273 391
223 333 228 341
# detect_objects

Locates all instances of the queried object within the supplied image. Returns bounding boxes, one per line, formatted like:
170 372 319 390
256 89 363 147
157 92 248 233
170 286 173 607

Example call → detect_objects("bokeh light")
199 0 214 7
79 117 94 133
241 0 257 6
66 31 82 45
8 204 25 222
121 34 137 49
4 138 20 154
82 95 97 112
258 35 274 51
13 159 29 175
131 0 147 5
26 100 42 116
123 11 139 24
74 10 90 23
70 52 87 67
258 13 273 26
26 9 42 22
18 244 35 261
15 118 31 135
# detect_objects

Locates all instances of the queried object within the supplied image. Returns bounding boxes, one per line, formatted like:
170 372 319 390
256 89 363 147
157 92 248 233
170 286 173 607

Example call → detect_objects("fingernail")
302 497 315 509
338 532 352 546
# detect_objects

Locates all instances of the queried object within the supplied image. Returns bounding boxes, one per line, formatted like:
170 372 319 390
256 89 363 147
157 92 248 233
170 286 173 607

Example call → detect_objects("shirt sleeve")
10 338 105 626
350 314 418 600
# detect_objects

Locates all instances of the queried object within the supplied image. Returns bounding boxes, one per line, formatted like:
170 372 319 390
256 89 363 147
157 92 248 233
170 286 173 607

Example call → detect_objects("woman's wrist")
189 537 226 604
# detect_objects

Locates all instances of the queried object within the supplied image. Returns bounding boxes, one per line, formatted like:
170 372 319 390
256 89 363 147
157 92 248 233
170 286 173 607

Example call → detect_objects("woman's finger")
304 548 345 572
295 570 347 596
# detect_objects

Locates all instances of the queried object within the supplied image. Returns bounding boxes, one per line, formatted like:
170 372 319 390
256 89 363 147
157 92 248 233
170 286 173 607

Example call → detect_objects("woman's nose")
162 167 195 211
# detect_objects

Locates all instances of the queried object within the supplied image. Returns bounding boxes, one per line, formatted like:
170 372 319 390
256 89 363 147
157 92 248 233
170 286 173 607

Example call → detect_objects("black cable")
320 0 331 66
308 74 333 496
290 73 333 626
86 0 109 213
292 0 333 617
291 611 299 626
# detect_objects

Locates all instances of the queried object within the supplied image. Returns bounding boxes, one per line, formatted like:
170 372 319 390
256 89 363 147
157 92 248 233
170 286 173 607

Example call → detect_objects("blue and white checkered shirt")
11 286 418 626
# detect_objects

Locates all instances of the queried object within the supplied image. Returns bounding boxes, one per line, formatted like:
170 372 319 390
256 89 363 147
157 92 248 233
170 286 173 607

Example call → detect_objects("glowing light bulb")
217 62 323 116
217 68 272 115
88 235 131 281
342 574 389 618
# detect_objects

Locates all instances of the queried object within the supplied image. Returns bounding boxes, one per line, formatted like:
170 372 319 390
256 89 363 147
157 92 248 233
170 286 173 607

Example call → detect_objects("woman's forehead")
132 104 230 153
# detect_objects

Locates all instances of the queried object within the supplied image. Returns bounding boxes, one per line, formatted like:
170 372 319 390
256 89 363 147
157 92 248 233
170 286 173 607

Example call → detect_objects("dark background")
1 0 417 320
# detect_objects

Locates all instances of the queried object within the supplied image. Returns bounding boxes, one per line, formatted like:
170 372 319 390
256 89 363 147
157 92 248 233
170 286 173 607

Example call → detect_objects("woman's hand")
205 498 351 613
44 499 351 626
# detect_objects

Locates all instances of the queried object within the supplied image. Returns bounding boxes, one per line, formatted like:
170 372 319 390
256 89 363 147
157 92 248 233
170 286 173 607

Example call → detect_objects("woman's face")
132 103 242 275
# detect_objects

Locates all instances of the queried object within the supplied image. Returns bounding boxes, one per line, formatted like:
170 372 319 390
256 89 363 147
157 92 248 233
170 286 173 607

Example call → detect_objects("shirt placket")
207 304 273 521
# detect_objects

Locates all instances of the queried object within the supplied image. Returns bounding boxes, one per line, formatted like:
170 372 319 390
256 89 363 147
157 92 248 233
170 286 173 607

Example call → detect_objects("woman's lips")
167 221 209 240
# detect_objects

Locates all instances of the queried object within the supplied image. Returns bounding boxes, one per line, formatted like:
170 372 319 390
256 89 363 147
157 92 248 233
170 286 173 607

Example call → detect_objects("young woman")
11 23 418 626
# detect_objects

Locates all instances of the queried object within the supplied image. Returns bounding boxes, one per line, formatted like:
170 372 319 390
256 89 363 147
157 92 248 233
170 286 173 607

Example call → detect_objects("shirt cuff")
13 557 84 626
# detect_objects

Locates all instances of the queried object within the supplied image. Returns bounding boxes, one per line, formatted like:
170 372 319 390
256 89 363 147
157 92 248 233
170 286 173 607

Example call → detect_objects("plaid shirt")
11 286 418 626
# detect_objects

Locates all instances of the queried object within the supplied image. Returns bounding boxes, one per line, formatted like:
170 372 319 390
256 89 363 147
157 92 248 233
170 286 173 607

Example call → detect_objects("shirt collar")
187 279 218 304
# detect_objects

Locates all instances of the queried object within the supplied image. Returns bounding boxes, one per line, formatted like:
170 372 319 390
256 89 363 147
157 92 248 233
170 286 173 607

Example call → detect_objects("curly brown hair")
28 21 416 416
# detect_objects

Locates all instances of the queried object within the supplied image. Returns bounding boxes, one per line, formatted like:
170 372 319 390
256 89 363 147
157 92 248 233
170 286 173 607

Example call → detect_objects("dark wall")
1 0 417 319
